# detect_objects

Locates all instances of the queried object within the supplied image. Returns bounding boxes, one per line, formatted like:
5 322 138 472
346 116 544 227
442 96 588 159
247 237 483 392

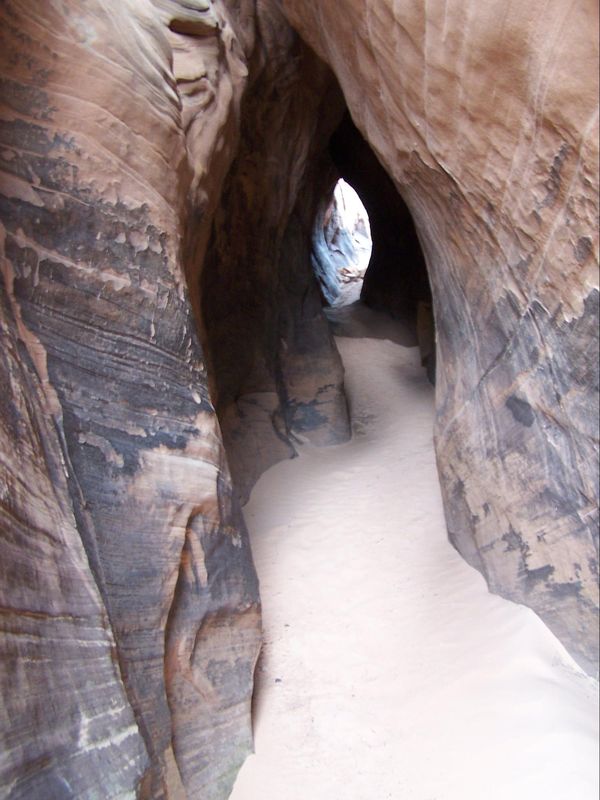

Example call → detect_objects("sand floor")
229 307 599 800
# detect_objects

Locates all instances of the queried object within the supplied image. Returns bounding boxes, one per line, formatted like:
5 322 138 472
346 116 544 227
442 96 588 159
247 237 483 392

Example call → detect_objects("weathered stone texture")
200 10 350 500
0 245 148 798
1 1 599 797
1 1 260 797
281 0 599 671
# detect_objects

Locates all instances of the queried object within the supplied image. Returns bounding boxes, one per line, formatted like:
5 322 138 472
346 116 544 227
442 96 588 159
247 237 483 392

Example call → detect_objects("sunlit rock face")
0 1 261 797
311 178 372 307
281 0 600 672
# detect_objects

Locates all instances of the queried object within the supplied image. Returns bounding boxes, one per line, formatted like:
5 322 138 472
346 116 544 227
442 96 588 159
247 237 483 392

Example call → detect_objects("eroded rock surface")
281 0 600 671
200 11 350 500
0 252 148 797
1 2 260 797
0 0 598 798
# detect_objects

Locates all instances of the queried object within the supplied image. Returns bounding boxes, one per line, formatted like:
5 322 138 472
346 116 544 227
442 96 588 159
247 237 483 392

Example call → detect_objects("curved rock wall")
200 10 350 500
0 1 260 797
0 249 148 797
329 115 431 325
280 0 600 671
1 0 598 796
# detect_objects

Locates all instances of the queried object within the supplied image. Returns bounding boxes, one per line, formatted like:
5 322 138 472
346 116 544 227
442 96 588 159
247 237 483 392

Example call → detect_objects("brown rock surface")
0 241 148 796
281 0 600 671
0 1 260 797
200 10 350 500
0 0 598 797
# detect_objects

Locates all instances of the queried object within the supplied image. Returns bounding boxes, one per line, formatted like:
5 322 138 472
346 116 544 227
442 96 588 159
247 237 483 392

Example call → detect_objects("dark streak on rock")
290 400 329 433
542 142 570 208
502 525 529 555
505 394 535 427
574 235 593 264
524 564 555 588
550 580 583 598
0 77 55 120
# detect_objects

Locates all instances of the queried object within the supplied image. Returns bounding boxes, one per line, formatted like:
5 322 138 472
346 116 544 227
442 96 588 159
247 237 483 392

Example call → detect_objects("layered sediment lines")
0 1 598 797
0 3 260 797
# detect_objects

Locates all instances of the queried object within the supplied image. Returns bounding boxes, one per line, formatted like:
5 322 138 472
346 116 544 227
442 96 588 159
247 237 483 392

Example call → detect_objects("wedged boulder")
281 0 599 671
311 176 372 307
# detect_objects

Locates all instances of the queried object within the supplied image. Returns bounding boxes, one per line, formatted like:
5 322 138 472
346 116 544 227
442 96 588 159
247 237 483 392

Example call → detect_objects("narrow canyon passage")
230 306 598 800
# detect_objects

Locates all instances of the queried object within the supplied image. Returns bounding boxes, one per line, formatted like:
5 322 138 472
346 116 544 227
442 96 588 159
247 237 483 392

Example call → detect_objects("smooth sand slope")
230 306 599 800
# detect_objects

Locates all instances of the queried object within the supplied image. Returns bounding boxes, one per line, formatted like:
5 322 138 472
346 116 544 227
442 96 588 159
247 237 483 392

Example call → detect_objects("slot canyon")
0 1 598 798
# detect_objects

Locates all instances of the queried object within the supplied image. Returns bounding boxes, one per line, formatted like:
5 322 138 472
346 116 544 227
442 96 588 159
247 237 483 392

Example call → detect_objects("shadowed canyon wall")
329 115 431 324
0 0 598 797
200 21 350 501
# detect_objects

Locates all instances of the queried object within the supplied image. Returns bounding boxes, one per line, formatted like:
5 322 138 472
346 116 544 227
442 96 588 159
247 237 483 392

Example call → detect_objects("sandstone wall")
280 0 600 671
0 1 261 796
1 1 598 797
200 11 350 500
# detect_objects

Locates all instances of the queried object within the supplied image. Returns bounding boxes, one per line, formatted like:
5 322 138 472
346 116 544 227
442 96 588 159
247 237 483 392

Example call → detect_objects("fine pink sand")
230 309 599 800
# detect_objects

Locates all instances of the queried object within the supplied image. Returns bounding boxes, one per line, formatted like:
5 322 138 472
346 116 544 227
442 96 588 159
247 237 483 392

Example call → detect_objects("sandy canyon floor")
229 304 599 800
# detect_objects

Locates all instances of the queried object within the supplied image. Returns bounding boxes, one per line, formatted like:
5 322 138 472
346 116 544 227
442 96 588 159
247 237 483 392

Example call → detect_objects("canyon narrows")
0 1 598 799
230 306 599 800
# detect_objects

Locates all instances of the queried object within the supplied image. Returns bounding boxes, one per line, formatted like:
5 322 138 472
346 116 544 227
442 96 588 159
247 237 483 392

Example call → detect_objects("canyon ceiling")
0 0 598 798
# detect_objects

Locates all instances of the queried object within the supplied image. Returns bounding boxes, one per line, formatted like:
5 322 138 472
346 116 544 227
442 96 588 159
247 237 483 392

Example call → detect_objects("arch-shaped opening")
311 178 372 308
199 92 438 503
319 114 437 383
329 116 432 324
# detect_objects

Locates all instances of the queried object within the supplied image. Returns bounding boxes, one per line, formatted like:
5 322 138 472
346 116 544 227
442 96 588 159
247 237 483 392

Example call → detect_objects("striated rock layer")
281 0 600 671
0 1 261 797
0 0 598 797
